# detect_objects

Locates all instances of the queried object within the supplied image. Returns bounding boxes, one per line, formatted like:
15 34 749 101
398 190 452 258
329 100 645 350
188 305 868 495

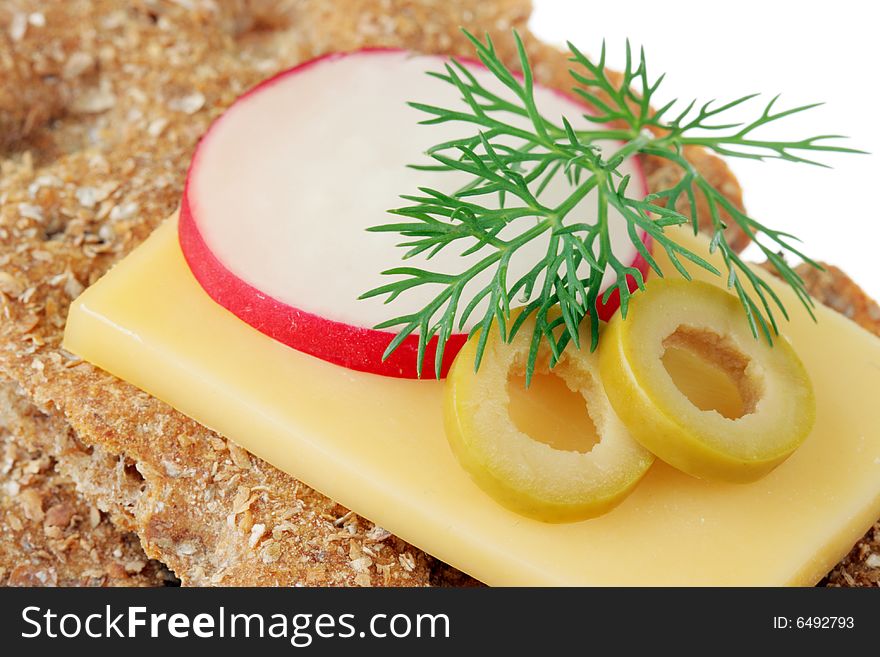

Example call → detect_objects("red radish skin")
180 198 468 377
179 49 651 379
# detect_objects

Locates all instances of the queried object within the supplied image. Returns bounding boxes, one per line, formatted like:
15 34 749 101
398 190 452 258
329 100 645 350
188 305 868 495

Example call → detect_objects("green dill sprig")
361 30 864 381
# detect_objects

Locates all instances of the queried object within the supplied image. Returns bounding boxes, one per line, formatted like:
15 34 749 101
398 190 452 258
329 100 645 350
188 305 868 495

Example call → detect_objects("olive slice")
599 279 815 482
444 316 653 523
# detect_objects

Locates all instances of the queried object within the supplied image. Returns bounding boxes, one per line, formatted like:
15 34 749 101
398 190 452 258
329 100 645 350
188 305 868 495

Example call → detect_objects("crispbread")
0 383 174 587
0 0 874 586
0 0 532 587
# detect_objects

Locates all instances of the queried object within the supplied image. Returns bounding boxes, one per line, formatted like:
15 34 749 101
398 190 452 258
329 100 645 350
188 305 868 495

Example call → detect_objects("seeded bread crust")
0 383 174 587
0 0 874 587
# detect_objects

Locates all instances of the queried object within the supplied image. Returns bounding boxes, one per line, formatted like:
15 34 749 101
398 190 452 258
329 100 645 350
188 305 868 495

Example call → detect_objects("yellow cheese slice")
64 214 880 585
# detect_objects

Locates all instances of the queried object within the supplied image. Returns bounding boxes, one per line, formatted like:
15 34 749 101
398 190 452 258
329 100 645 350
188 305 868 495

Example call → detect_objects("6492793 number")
773 617 855 629
798 617 854 629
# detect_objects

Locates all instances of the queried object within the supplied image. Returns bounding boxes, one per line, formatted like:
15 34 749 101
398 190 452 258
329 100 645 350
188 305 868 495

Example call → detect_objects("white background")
530 0 880 300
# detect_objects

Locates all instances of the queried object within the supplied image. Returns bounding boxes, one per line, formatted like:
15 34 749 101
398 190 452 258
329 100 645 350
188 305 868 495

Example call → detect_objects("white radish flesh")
180 49 649 378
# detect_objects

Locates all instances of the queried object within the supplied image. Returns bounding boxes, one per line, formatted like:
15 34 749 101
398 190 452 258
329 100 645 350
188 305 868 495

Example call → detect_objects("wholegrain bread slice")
0 0 547 588
0 0 872 587
0 386 174 587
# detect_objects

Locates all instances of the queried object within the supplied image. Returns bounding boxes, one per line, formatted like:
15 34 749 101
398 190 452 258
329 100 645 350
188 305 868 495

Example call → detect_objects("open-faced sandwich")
1 0 878 587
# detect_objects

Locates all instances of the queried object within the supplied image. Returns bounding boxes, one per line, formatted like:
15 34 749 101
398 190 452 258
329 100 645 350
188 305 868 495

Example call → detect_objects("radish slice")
179 49 651 379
